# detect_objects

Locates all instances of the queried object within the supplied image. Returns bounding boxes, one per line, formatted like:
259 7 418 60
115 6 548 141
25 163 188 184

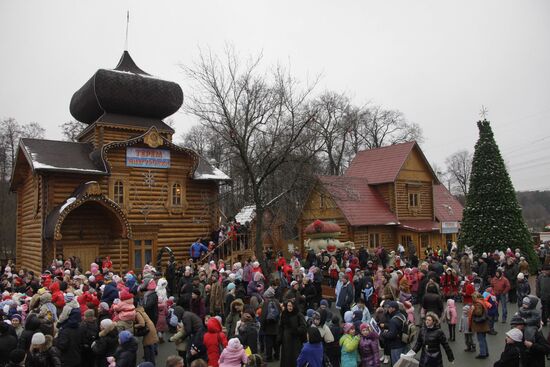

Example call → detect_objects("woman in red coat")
203 316 228 367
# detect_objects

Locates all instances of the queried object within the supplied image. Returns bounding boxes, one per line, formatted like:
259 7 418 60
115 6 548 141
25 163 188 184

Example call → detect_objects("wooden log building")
10 51 230 274
299 141 464 257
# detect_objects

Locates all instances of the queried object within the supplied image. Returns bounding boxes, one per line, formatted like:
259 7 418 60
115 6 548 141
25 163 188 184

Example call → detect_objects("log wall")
16 167 43 273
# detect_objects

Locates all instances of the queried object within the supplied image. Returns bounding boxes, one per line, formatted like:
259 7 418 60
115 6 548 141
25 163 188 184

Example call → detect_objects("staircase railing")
198 233 252 264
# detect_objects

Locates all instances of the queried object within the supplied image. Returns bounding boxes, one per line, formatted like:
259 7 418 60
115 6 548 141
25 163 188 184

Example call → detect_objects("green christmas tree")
459 119 538 270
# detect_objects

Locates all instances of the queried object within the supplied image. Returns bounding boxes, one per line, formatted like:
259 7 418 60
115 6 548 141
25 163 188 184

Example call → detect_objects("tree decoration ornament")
458 119 538 271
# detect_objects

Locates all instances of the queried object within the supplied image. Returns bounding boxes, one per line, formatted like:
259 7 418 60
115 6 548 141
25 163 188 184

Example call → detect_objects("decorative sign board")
126 147 170 169
441 221 459 234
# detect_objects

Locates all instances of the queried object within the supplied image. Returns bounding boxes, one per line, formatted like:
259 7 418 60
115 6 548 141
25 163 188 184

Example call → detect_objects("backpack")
394 314 418 345
266 300 280 322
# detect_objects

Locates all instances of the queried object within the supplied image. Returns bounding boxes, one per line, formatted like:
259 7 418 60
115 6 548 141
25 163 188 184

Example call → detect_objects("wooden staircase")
199 233 255 265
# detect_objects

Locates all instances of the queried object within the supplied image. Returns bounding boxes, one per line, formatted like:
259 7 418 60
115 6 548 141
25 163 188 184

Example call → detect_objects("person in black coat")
278 300 307 367
410 312 454 367
238 309 260 354
17 313 41 351
422 282 444 319
523 329 550 367
0 322 18 367
493 328 526 367
113 331 138 367
91 319 119 367
79 310 99 367
54 307 83 367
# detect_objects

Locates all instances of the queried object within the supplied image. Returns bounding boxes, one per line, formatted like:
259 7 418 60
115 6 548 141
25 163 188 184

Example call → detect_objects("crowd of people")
1 241 550 367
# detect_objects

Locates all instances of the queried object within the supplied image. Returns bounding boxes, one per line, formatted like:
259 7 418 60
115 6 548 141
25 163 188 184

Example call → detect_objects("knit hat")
517 273 525 280
506 328 523 342
522 297 531 306
360 323 369 332
344 310 353 323
510 316 526 326
9 349 26 364
64 293 75 302
11 314 22 322
100 319 113 329
228 337 242 350
481 252 487 258
99 302 109 311
192 289 201 296
119 330 133 344
119 290 133 301
84 309 95 319
263 287 275 299
343 323 355 333
320 299 329 307
290 281 298 287
385 300 399 309
306 309 315 318
31 332 46 345
227 283 236 292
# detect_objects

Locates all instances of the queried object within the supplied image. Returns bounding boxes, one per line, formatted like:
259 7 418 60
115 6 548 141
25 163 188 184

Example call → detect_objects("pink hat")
343 323 355 333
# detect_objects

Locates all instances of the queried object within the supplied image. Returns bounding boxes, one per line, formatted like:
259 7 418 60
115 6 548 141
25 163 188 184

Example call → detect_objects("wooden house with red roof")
10 51 230 273
299 141 463 256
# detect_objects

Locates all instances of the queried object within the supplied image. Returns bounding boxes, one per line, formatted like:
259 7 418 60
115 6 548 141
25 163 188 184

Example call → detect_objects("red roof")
304 220 342 234
345 141 416 184
433 184 464 222
398 220 441 232
319 176 398 226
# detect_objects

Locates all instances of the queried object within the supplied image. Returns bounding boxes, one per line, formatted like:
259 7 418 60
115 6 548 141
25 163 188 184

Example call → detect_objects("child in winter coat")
297 327 324 367
517 295 541 341
403 301 415 325
57 293 79 325
358 323 380 367
443 299 457 341
219 337 248 367
515 273 530 308
339 323 360 367
203 316 228 367
459 304 475 352
112 290 136 332
170 322 188 359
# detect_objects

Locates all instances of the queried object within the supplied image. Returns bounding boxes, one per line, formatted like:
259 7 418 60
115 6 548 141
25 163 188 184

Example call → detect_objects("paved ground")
142 300 549 367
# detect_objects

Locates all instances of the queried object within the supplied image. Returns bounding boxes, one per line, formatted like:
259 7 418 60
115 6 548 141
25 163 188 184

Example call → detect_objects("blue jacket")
297 342 323 367
190 242 208 258
101 282 119 306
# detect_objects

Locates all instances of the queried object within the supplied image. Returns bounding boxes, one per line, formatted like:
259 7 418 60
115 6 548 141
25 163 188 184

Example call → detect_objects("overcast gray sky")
1 0 549 191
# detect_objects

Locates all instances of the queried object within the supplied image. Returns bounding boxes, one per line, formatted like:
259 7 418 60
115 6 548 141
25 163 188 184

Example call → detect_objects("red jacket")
490 276 510 296
462 282 475 305
203 317 228 367
49 282 65 309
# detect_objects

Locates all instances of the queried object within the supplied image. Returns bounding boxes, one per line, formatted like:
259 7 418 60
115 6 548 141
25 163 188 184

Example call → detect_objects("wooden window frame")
369 233 380 247
129 234 157 271
408 192 419 208
109 174 129 211
166 174 188 215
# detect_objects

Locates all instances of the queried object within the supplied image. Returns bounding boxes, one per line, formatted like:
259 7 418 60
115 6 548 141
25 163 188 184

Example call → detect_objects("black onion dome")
70 51 183 124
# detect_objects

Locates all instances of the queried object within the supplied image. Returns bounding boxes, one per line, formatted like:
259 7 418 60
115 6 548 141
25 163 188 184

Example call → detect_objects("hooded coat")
219 338 248 367
113 336 139 367
237 312 259 353
493 341 526 367
278 302 307 367
469 299 490 333
359 331 380 367
444 299 457 325
91 322 119 367
18 313 41 350
297 341 324 367
55 308 83 367
203 317 228 367
25 334 62 367
135 306 160 346
225 299 244 338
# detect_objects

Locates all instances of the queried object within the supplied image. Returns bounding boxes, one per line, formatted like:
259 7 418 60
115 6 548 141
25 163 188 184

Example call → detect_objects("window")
172 183 182 206
133 239 153 270
114 180 124 205
420 234 429 249
401 235 412 247
369 233 380 247
319 194 325 209
409 192 419 207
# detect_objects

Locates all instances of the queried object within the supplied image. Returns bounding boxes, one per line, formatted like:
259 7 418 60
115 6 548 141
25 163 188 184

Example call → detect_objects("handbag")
134 324 149 337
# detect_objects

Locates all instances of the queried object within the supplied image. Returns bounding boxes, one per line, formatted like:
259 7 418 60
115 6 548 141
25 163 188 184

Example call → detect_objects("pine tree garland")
459 119 538 271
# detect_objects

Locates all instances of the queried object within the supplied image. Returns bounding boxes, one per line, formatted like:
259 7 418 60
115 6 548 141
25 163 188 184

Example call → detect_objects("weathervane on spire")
479 105 489 120
124 10 130 51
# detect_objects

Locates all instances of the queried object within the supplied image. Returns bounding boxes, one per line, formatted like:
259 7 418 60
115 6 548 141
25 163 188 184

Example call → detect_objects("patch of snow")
194 166 230 180
235 205 256 224
32 161 104 174
109 69 163 80
59 197 76 213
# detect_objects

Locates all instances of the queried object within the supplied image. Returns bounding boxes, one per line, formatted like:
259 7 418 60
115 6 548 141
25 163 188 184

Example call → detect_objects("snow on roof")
235 205 256 224
59 197 76 213
193 157 231 181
